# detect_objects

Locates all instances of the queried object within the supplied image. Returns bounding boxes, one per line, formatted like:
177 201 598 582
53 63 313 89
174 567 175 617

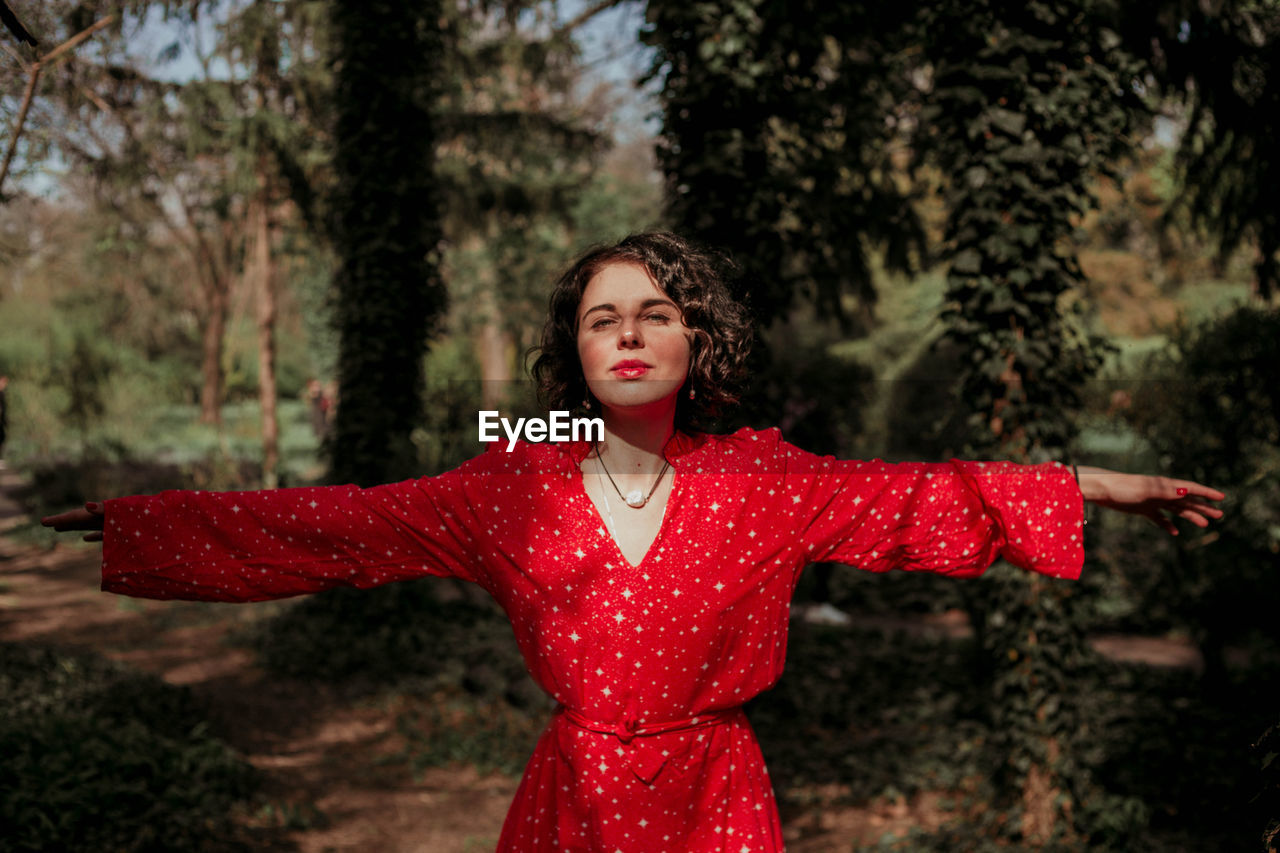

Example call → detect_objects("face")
575 263 692 415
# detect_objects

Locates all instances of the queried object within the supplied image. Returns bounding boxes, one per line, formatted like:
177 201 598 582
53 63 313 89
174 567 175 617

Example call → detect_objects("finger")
1145 510 1179 536
1172 481 1226 502
1180 502 1224 519
43 509 106 531
41 509 92 529
1175 507 1210 528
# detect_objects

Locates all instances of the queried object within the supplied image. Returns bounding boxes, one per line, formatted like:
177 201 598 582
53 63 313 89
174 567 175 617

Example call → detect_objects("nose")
618 324 643 348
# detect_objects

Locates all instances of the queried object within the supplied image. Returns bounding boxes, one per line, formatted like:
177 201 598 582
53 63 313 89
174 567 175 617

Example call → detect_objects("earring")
688 386 696 400
583 395 591 410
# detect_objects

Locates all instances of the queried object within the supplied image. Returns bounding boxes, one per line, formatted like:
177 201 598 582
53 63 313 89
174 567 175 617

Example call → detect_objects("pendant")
624 489 647 508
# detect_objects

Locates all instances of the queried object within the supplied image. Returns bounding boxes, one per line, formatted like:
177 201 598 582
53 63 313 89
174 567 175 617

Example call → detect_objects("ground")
0 467 1205 851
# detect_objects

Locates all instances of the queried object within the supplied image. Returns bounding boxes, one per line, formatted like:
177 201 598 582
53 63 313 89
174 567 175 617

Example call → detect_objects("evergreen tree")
435 0 609 413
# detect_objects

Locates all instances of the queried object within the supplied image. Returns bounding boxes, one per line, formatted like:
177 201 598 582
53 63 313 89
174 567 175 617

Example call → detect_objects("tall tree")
923 0 1143 842
436 0 606 411
53 60 246 426
327 0 446 486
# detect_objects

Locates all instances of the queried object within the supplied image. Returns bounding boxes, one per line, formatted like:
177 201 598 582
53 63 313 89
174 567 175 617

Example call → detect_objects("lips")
611 360 651 378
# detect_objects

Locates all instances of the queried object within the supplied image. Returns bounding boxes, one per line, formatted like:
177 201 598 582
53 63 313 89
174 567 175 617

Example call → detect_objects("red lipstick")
611 359 651 378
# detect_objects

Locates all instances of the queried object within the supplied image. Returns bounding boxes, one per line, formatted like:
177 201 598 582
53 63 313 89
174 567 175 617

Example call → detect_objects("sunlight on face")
576 263 692 415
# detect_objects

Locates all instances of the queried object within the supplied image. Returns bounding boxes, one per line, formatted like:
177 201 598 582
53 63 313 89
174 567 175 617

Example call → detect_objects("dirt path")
0 470 517 852
0 468 1208 851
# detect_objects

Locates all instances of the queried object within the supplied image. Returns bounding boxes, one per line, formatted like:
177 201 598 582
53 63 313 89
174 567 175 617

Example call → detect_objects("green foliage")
393 686 547 778
249 582 545 704
918 0 1148 841
727 335 874 453
754 621 1274 851
249 581 551 775
1114 1 1280 299
643 0 926 332
924 0 1143 459
0 643 258 852
1125 305 1280 680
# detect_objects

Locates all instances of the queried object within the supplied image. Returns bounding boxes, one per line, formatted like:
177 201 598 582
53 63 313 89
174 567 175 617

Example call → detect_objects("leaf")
952 248 983 274
989 107 1027 136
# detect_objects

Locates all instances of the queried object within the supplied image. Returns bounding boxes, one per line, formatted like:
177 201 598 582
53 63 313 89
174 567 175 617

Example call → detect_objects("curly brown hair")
530 232 754 431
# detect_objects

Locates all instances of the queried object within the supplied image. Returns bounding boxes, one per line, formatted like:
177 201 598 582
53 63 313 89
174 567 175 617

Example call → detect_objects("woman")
44 232 1224 852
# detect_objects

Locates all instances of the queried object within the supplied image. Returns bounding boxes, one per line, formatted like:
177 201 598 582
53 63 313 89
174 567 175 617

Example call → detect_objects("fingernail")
1176 488 1187 496
85 502 101 512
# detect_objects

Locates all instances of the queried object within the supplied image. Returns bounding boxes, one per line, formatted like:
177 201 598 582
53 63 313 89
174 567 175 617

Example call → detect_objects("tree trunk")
252 172 279 488
475 266 513 409
198 266 229 426
328 0 447 487
478 313 513 410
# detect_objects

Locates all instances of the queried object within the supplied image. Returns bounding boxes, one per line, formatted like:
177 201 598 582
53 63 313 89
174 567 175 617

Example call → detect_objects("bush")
0 644 258 852
249 581 545 709
249 581 551 781
1125 305 1280 679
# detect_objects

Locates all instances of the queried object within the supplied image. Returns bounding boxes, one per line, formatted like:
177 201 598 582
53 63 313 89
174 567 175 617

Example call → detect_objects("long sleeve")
778 434 1084 580
101 459 489 602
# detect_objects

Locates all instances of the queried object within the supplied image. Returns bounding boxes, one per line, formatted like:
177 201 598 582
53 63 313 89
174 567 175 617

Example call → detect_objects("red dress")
102 427 1083 852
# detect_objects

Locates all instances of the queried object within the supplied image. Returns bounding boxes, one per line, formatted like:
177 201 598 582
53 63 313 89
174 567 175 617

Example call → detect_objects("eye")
590 317 616 329
645 313 672 324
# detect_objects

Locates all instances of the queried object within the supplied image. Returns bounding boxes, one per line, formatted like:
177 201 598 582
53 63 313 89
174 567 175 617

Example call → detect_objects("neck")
595 400 676 472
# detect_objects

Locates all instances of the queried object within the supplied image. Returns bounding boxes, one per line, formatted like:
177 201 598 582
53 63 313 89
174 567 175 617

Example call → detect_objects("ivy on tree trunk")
924 0 1142 843
328 0 447 487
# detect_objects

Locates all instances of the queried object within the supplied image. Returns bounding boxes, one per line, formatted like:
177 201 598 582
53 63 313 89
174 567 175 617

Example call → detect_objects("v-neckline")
577 466 678 571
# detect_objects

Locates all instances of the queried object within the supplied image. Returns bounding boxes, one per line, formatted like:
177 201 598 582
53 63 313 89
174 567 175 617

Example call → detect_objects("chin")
592 379 684 411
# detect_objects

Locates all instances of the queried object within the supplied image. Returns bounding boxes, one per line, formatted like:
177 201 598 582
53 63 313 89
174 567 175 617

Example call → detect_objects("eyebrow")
580 298 679 321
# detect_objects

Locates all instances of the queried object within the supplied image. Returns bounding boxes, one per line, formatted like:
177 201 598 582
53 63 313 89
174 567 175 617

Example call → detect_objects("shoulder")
687 426 788 472
707 425 784 450
507 439 574 472
443 440 566 479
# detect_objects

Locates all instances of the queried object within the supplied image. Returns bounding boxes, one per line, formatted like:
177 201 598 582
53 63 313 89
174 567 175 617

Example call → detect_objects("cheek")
673 331 694 363
577 335 605 372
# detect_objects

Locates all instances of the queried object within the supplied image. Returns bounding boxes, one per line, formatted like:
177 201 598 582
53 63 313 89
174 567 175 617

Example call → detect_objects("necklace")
593 440 671 508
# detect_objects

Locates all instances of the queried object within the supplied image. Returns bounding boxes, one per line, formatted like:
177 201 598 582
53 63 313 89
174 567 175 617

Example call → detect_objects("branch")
552 0 629 38
0 61 39 194
0 0 38 47
0 15 115 197
1 38 29 70
41 15 114 65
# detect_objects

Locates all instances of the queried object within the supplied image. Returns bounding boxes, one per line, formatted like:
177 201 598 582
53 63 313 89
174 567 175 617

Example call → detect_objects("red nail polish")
1176 488 1188 497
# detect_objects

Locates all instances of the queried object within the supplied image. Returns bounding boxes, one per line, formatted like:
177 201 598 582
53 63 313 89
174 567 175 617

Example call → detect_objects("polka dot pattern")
102 426 1084 852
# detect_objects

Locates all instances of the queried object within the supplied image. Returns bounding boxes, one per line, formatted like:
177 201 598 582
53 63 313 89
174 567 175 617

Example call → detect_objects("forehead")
578 263 667 312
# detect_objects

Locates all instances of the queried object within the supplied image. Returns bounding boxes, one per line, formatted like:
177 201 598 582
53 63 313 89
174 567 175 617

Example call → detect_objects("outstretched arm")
772 428 1224 581
41 464 490 601
1074 466 1224 535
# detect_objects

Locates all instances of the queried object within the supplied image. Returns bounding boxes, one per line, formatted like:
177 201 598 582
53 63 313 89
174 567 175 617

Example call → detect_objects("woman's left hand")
1075 466 1225 535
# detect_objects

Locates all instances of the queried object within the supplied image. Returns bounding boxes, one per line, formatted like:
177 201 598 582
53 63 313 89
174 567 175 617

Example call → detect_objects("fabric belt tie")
555 704 743 785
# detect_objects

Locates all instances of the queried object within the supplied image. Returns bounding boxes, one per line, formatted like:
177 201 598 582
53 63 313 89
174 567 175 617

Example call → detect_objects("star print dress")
101 426 1084 852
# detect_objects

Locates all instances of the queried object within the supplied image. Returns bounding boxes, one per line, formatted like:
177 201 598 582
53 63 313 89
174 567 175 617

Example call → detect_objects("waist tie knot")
554 705 743 783
557 705 741 743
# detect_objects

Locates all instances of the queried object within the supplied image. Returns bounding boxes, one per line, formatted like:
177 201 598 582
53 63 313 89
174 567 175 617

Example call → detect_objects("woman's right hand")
41 502 105 542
